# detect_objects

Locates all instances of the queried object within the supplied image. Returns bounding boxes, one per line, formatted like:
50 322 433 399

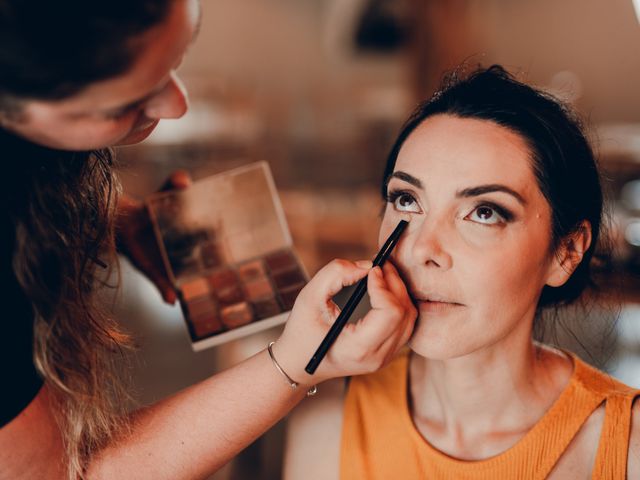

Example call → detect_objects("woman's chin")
408 320 470 360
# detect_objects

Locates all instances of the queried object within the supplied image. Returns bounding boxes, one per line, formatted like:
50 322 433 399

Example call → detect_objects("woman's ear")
545 220 592 287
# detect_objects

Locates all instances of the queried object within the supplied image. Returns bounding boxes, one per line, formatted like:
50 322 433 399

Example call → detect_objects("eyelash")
385 189 514 225
104 104 141 120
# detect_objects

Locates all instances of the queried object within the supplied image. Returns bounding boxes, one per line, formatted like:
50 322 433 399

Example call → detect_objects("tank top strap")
591 389 640 479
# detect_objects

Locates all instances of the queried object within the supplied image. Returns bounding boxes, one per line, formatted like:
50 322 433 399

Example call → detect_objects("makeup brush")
304 219 409 375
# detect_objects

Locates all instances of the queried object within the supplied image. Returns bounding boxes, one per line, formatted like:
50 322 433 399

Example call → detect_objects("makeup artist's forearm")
87 349 306 480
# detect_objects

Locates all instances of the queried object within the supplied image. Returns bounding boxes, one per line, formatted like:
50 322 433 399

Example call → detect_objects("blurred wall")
412 0 640 122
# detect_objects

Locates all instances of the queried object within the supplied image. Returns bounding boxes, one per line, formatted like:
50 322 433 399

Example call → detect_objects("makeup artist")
0 1 416 479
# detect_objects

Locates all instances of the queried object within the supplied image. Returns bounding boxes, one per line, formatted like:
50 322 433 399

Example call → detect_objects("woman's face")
2 0 200 151
380 114 559 360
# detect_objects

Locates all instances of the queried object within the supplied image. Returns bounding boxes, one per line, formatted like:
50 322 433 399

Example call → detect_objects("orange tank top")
340 352 639 479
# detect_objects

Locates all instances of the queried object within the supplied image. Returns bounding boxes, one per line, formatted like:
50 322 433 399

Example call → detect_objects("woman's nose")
144 72 189 120
405 217 453 270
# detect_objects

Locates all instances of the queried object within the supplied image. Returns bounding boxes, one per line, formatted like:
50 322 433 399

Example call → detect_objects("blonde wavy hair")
6 133 132 478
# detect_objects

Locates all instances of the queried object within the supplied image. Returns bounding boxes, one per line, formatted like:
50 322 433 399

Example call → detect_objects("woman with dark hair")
0 1 416 478
284 65 640 479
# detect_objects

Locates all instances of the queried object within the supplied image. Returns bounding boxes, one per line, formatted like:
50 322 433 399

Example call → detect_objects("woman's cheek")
378 208 399 249
457 221 509 249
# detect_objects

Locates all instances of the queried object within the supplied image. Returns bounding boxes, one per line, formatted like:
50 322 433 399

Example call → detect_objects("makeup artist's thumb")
355 260 373 269
159 170 192 191
147 269 177 304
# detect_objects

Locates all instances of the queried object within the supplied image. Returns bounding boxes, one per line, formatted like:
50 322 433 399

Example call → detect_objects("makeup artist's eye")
103 107 136 121
387 190 421 213
465 204 511 225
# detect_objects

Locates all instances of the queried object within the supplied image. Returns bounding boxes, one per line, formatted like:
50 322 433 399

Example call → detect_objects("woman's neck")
408 329 573 460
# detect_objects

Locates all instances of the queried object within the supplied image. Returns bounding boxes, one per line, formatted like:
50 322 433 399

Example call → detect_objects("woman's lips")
416 300 464 313
411 293 464 314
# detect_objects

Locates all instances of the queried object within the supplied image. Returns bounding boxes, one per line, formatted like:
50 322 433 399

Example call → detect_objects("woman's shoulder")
568 351 639 399
628 399 640 478
564 350 640 477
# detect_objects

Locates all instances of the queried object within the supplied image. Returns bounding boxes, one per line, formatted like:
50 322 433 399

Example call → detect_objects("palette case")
147 161 308 351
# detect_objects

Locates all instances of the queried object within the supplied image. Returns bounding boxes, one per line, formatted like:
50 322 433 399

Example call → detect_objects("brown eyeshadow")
271 268 306 290
277 283 305 311
238 260 267 282
179 249 307 338
191 314 224 337
252 297 282 319
206 268 240 291
243 277 274 300
180 277 210 301
220 302 254 329
215 284 245 305
186 296 216 318
264 249 298 273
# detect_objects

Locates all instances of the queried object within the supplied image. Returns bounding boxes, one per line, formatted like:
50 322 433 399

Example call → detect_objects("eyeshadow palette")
147 162 307 350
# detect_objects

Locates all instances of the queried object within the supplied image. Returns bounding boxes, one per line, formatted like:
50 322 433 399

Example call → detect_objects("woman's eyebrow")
388 171 423 189
456 184 526 205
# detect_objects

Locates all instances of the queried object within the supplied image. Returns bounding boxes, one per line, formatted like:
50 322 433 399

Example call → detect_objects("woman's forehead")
395 115 537 193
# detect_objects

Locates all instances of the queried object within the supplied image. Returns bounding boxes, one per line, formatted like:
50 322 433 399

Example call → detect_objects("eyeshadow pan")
220 302 254 329
207 268 240 291
180 277 210 301
252 297 282 319
271 268 306 290
215 284 245 305
191 314 224 337
243 278 274 300
264 250 298 273
186 296 216 319
277 283 305 311
238 260 267 282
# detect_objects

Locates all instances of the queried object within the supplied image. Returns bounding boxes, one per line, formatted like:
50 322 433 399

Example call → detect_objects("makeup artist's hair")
382 65 605 310
0 1 173 478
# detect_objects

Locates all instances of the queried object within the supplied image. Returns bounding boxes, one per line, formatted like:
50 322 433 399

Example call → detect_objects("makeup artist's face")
379 114 558 360
1 0 200 151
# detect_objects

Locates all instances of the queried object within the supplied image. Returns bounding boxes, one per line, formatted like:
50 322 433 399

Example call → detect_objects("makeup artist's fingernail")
372 266 383 278
355 260 373 269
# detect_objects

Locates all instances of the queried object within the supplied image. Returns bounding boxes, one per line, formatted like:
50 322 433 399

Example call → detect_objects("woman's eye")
467 205 505 225
387 191 421 213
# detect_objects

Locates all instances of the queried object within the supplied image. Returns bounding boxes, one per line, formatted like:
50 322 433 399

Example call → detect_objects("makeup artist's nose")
144 72 189 120
407 217 453 270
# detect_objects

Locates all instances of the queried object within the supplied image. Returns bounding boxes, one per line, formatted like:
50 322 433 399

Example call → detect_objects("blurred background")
110 0 640 477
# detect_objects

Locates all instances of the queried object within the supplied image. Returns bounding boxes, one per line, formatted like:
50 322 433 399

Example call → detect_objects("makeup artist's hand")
272 259 417 386
115 170 192 304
